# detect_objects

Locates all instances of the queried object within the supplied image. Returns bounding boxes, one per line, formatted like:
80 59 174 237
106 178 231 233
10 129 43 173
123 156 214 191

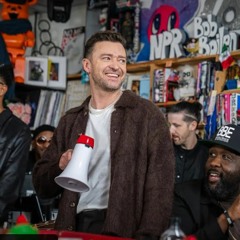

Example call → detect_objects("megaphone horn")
55 134 94 193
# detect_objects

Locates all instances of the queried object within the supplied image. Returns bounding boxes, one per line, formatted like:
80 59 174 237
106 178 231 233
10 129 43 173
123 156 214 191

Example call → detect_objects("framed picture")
47 56 67 90
25 57 48 87
61 26 85 75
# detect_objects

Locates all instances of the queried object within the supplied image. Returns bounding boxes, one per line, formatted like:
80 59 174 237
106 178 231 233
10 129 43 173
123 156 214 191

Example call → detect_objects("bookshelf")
13 83 66 129
126 50 240 138
126 50 240 106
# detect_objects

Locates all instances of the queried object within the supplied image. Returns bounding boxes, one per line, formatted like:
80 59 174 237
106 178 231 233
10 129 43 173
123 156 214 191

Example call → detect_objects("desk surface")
39 230 133 240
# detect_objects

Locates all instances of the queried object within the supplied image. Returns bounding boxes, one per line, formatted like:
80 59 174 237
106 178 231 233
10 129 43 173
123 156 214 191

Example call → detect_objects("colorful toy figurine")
8 214 38 234
0 0 37 83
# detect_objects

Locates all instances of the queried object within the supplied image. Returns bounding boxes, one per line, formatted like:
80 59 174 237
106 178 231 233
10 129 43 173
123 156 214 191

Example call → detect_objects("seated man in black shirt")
172 124 240 240
167 101 209 183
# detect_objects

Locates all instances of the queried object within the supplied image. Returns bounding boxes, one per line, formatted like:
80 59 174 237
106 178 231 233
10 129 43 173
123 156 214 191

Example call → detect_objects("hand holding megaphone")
55 134 94 193
59 149 73 170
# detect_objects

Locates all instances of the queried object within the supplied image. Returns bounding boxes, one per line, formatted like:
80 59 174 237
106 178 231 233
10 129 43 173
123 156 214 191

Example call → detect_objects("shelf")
221 88 240 94
155 98 196 108
127 50 240 71
127 61 152 72
67 73 81 80
155 101 178 107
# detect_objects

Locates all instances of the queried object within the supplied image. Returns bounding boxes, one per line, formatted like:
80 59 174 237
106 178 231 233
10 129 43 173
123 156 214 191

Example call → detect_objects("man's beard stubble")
204 170 240 201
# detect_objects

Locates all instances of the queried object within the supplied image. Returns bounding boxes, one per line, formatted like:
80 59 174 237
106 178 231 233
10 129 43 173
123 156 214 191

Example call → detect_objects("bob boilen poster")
136 0 240 62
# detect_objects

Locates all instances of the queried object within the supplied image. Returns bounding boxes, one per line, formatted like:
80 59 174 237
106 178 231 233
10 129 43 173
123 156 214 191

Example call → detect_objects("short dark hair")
32 124 55 139
168 101 202 124
0 64 14 88
84 30 127 58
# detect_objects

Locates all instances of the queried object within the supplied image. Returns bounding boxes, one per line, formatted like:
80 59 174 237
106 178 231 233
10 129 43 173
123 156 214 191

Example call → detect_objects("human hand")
228 194 240 221
59 149 73 170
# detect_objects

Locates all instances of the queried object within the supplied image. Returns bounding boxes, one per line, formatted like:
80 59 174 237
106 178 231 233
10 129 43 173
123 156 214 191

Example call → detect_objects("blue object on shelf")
226 79 237 89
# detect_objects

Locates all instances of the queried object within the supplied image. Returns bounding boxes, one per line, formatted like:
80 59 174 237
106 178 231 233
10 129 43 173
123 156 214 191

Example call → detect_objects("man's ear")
189 120 198 131
82 58 91 74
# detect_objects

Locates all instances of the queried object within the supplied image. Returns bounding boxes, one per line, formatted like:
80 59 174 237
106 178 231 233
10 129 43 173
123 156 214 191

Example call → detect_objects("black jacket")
172 180 227 240
0 108 31 224
174 140 209 183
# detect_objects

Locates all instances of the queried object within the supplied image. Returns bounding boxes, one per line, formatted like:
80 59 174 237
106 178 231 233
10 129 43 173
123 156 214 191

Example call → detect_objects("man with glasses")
167 101 209 183
0 64 31 228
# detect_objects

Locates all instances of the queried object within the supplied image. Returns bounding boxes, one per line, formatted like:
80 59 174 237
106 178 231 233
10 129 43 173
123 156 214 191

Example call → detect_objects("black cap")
32 124 55 139
202 124 240 154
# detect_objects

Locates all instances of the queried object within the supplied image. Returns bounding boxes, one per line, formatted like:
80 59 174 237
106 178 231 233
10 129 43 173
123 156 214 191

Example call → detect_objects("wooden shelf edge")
221 88 240 94
127 61 152 72
127 50 240 72
155 101 178 107
155 99 196 107
67 73 81 80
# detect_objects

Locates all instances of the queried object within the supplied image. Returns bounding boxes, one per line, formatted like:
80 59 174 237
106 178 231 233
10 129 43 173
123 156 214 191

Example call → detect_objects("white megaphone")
55 134 94 193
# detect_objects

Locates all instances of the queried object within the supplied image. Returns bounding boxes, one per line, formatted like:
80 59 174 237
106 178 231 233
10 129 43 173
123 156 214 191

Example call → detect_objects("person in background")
33 30 175 239
167 101 208 183
30 124 57 222
27 124 55 173
172 124 240 240
0 64 31 227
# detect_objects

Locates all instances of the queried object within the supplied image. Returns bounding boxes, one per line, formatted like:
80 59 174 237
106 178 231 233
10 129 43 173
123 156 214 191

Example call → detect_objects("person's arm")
217 194 240 233
173 187 227 240
136 109 175 239
0 126 31 223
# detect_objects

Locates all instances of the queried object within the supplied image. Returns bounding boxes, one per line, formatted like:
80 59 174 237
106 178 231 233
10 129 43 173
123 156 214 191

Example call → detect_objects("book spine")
153 69 165 103
230 93 238 125
224 93 231 124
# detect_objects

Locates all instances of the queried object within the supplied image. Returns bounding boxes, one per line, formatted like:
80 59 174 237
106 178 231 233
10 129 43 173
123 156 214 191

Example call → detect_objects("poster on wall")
136 0 199 62
136 0 240 62
61 26 85 75
201 0 240 33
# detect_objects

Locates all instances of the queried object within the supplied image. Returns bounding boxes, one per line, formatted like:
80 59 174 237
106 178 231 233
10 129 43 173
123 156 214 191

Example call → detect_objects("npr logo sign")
150 28 186 60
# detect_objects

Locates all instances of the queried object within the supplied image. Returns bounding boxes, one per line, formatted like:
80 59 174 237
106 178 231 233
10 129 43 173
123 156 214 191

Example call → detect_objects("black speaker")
47 0 73 23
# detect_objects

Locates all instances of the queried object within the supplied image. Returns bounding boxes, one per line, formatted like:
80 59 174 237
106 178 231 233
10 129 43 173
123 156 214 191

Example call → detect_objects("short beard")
92 74 123 92
204 172 240 201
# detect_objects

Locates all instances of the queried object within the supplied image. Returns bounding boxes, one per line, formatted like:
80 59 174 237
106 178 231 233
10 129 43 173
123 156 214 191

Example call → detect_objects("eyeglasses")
36 136 52 145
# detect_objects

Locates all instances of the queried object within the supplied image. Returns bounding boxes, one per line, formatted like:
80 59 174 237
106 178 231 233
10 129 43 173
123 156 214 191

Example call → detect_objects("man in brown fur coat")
33 31 175 240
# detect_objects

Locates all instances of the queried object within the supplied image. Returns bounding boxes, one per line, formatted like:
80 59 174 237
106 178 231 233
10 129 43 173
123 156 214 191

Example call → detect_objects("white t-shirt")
76 100 116 213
